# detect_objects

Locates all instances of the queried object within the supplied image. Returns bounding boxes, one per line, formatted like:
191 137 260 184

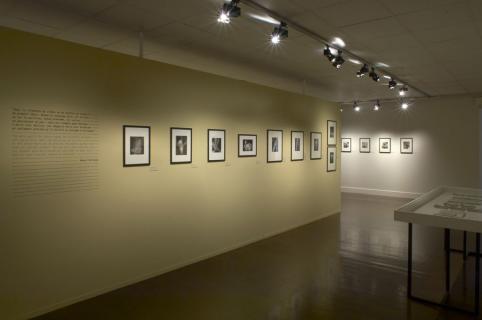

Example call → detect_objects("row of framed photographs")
123 125 338 171
341 137 414 154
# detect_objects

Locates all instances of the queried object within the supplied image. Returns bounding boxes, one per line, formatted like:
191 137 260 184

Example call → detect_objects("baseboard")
22 209 339 320
341 186 420 199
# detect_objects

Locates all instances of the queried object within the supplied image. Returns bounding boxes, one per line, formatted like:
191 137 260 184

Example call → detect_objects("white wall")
341 96 479 198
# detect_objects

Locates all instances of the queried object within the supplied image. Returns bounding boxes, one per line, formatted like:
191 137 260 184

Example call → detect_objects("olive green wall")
0 27 341 319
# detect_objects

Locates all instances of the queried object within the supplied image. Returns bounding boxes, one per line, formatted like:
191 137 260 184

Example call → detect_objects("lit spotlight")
369 67 380 82
217 0 241 24
388 78 397 90
399 86 408 96
324 46 335 62
332 50 345 69
401 101 409 110
356 64 369 78
353 101 361 112
271 22 288 45
373 100 380 111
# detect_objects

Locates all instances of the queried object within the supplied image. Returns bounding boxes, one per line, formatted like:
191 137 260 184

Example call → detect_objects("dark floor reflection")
36 193 479 320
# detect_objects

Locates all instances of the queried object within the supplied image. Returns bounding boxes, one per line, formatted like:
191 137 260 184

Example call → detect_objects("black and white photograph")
327 146 336 172
130 137 144 155
238 134 257 157
123 125 150 167
176 136 188 155
327 120 337 145
341 138 351 153
208 129 225 162
171 127 192 164
291 131 304 161
359 138 371 153
310 132 322 160
272 138 279 152
400 138 413 154
379 137 391 154
267 130 283 163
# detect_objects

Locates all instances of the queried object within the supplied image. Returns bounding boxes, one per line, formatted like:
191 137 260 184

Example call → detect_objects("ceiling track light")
369 67 380 82
332 50 345 69
217 0 241 24
373 100 380 111
353 101 361 112
388 78 397 90
401 100 409 110
323 46 335 62
399 85 408 96
271 21 288 44
356 64 369 78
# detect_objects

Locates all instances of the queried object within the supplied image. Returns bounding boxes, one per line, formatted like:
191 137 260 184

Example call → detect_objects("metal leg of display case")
408 223 413 298
475 233 480 315
407 224 480 315
450 231 469 261
445 228 451 292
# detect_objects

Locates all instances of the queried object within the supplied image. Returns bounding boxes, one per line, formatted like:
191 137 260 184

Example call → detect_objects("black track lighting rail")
240 0 431 98
339 96 425 106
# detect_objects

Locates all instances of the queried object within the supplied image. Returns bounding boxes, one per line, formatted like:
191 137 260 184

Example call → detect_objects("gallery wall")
341 96 479 198
0 27 341 319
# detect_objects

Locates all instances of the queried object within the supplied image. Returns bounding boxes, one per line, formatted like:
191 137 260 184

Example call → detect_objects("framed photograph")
360 138 371 153
123 125 150 167
327 146 336 172
310 132 322 160
267 130 283 163
208 129 225 162
400 138 413 154
327 120 337 145
291 131 304 161
379 137 391 153
238 134 257 157
341 138 352 152
170 127 192 164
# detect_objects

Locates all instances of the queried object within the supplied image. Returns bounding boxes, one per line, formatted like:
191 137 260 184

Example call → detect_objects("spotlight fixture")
323 46 335 62
353 101 361 112
271 22 288 45
399 86 408 96
369 67 380 82
356 64 369 78
373 100 380 111
332 50 345 69
217 0 241 24
401 101 409 110
388 78 397 90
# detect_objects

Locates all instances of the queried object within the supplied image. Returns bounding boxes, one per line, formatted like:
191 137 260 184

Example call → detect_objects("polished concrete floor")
37 193 481 319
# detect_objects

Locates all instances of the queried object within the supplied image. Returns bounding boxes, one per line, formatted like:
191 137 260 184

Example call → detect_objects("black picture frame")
359 138 371 153
310 131 322 160
123 125 151 167
379 137 391 154
327 146 337 172
207 129 226 162
170 127 192 164
400 137 413 154
341 138 352 153
238 134 257 157
327 120 337 146
291 131 304 161
267 129 283 163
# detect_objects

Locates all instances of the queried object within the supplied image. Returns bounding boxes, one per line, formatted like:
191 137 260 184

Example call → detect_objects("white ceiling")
1 0 482 102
